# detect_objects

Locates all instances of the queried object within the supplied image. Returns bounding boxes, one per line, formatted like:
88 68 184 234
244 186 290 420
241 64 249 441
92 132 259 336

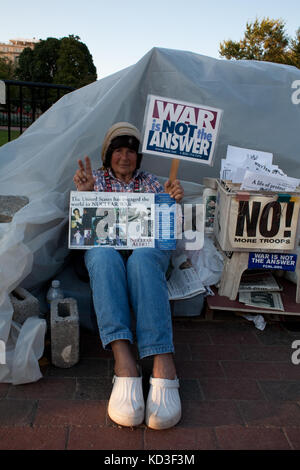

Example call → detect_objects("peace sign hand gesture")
73 156 95 191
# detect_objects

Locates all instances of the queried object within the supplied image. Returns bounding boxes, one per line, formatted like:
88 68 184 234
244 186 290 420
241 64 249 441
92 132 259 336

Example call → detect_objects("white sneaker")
145 376 181 430
108 375 145 427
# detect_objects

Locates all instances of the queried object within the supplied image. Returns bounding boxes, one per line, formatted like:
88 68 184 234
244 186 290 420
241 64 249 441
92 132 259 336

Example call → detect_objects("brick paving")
0 312 300 450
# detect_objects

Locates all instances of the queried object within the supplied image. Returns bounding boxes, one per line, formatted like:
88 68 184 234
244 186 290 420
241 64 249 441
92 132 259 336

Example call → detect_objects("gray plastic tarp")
1 47 300 383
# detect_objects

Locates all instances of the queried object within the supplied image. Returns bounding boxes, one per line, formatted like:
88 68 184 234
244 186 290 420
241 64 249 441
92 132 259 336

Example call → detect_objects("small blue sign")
248 252 297 271
155 193 177 250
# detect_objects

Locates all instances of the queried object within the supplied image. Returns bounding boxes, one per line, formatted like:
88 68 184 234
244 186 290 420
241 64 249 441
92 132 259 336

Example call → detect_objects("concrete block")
0 195 29 223
10 287 40 324
50 298 80 368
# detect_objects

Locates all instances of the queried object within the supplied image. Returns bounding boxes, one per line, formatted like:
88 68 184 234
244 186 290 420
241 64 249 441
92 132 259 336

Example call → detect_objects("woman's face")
111 147 137 180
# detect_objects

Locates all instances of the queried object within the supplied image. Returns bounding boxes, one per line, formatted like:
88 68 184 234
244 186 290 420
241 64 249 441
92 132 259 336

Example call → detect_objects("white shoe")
108 375 145 427
145 376 181 430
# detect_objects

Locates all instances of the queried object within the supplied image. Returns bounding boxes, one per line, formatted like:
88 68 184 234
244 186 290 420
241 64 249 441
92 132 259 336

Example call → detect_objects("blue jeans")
84 247 174 359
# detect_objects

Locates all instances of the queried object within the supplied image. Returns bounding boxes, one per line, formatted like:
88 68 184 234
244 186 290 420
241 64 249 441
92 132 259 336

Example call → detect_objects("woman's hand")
164 179 184 202
73 156 95 191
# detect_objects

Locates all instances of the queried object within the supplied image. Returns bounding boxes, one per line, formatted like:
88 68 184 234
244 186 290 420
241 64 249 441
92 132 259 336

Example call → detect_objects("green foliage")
290 28 300 69
0 57 16 79
219 17 300 68
54 35 97 88
16 47 35 81
16 35 97 88
24 37 60 83
0 129 20 146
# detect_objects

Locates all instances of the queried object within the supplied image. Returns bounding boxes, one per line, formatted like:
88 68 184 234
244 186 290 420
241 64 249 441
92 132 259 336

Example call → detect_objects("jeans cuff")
101 332 134 350
138 344 175 359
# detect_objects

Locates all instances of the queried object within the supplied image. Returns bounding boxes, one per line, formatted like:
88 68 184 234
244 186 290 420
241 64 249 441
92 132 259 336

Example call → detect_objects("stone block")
10 287 40 324
0 195 29 223
50 298 80 368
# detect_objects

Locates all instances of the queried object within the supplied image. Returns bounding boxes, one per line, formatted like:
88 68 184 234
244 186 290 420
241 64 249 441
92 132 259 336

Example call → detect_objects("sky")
1 0 300 79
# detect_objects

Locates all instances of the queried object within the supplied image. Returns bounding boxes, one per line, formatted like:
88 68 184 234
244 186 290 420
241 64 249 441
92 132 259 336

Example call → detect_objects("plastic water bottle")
46 280 64 307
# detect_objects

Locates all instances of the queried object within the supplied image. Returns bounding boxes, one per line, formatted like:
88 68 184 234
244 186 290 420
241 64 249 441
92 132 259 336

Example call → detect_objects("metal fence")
0 79 75 142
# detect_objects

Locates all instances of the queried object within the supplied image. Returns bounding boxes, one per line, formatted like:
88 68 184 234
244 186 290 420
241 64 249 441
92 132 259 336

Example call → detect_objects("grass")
0 129 21 147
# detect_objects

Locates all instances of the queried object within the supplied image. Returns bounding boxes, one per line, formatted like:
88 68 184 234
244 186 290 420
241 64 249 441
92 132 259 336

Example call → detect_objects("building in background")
0 38 39 63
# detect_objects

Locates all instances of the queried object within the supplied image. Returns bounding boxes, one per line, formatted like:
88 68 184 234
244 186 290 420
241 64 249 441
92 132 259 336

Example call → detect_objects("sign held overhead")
142 94 222 166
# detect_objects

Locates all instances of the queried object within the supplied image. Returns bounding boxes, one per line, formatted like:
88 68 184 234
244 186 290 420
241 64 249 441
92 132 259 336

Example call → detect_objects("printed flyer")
69 191 177 250
142 94 223 166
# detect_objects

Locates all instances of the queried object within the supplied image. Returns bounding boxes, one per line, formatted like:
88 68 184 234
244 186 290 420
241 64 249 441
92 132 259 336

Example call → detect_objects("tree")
16 38 60 83
15 47 34 81
219 17 299 68
290 28 300 69
16 35 97 88
32 37 60 83
54 35 97 88
0 57 16 79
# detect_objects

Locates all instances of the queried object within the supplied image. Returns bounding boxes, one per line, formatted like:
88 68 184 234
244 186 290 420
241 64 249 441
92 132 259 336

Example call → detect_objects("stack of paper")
220 145 300 192
238 272 284 311
238 272 283 292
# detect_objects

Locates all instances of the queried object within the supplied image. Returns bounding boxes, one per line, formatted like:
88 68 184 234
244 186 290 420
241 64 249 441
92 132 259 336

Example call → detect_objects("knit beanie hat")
101 122 141 165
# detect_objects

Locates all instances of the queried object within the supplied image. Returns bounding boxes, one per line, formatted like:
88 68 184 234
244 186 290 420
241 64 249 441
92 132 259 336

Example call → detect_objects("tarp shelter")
1 47 300 384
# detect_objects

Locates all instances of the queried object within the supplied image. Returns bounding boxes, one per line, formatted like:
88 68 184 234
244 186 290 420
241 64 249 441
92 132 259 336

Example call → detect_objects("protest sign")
241 171 299 192
225 145 273 166
142 94 222 166
214 180 300 251
248 252 298 271
228 196 300 250
220 145 291 185
68 191 177 250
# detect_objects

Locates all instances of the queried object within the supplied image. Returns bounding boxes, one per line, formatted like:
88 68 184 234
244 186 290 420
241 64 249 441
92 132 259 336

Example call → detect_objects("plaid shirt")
93 168 164 193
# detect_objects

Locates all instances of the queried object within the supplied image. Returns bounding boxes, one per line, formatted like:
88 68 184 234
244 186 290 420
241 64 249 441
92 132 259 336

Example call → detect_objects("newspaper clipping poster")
69 191 177 250
142 94 222 166
228 196 300 250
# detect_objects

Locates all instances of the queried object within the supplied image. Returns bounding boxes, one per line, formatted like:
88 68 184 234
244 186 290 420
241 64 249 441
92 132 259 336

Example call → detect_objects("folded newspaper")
239 291 284 311
238 271 284 311
167 261 206 300
238 272 283 292
167 234 223 300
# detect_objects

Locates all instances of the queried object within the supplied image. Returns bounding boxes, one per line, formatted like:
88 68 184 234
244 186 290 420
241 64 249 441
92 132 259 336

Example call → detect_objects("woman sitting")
73 122 184 430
